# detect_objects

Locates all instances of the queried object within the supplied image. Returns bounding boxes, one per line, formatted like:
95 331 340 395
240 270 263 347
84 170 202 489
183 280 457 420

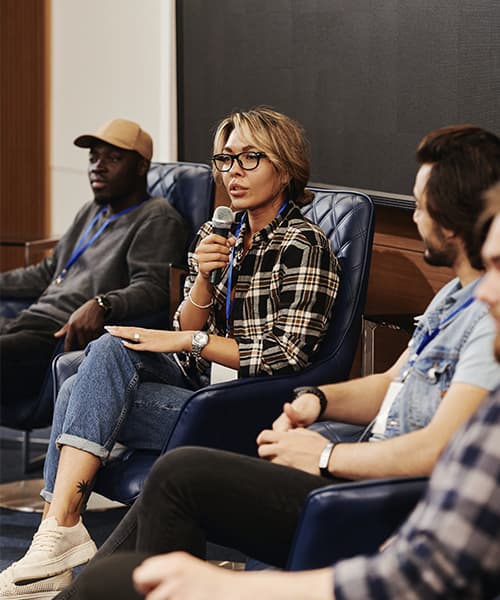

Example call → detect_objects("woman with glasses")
2 107 339 593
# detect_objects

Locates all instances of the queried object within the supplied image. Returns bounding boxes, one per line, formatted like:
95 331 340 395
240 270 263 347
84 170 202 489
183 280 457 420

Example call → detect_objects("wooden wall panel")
366 206 453 316
0 0 50 271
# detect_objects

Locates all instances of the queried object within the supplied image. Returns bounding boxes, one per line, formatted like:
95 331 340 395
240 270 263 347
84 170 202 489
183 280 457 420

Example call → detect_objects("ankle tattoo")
76 480 91 507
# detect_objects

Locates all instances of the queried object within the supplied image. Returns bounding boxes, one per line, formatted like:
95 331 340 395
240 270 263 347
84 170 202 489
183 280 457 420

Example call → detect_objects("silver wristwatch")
191 331 209 360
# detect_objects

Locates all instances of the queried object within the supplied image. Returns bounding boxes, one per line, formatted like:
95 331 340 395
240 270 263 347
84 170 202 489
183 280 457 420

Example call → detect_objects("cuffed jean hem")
40 488 53 503
56 433 109 461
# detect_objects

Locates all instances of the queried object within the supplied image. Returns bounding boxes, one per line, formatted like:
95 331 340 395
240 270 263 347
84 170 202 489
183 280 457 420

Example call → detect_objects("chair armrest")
0 236 59 267
23 237 59 265
51 350 86 399
308 420 368 443
0 297 37 319
164 374 302 456
287 476 429 571
163 346 377 456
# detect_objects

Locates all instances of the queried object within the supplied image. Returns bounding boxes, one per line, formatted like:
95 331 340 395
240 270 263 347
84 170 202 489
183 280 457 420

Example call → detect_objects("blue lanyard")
224 200 289 335
409 294 477 366
54 203 142 284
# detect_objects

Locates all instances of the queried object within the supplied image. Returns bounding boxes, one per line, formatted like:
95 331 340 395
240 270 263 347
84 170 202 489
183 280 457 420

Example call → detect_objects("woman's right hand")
193 233 235 281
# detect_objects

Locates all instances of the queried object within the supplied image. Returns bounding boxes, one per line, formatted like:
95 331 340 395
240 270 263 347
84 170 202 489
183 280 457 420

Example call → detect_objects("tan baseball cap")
74 118 153 161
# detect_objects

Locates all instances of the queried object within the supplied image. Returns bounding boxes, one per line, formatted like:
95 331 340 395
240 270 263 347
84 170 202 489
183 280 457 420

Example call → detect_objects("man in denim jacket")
260 125 500 481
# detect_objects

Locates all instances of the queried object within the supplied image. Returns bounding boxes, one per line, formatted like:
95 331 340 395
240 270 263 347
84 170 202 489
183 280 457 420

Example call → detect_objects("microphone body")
209 206 234 285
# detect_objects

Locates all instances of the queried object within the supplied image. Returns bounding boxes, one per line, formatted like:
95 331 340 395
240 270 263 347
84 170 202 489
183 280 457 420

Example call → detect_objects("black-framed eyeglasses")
211 151 267 172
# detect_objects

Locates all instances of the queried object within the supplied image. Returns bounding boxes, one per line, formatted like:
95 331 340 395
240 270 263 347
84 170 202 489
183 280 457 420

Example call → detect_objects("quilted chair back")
301 188 374 380
147 161 214 254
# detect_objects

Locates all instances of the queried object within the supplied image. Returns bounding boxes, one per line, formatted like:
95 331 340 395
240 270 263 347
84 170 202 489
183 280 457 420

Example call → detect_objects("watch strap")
292 386 328 418
95 295 111 316
191 331 209 360
319 441 336 477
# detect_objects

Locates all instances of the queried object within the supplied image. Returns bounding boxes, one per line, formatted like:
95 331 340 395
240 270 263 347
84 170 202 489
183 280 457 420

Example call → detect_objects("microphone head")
212 206 234 229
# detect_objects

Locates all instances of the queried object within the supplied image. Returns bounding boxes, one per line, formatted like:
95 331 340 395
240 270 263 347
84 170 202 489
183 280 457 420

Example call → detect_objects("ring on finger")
133 332 141 343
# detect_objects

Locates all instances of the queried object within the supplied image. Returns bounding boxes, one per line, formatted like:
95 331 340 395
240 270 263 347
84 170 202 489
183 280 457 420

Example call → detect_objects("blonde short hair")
212 107 313 207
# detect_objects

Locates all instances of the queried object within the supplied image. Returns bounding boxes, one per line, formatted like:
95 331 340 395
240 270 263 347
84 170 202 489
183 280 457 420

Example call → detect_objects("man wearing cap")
0 118 187 422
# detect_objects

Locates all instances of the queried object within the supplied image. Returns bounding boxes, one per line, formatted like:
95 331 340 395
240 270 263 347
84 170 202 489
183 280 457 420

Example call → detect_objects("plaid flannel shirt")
173 202 339 379
334 385 500 599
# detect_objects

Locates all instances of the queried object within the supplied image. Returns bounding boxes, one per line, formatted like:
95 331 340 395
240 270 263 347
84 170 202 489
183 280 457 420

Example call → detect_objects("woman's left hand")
105 326 191 354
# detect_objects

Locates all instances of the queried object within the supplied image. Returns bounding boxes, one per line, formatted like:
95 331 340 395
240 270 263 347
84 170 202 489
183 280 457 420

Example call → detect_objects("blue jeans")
42 334 199 502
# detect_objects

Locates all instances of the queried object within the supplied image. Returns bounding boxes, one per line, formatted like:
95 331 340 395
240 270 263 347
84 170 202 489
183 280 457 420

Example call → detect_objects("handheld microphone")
209 206 234 285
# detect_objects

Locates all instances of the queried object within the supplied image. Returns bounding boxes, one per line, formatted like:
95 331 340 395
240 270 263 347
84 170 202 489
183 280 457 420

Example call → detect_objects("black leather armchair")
0 161 215 468
53 188 375 504
287 476 429 570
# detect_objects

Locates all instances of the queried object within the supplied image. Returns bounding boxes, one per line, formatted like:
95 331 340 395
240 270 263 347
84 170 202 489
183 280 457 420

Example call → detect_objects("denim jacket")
374 277 492 440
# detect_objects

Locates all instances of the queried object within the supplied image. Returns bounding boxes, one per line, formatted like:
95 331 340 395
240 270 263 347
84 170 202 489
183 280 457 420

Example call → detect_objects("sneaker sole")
11 540 97 583
2 592 61 600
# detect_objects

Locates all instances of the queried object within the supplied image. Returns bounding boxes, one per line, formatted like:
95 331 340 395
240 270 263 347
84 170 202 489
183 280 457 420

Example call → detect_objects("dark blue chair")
53 188 375 504
287 476 429 570
0 161 215 470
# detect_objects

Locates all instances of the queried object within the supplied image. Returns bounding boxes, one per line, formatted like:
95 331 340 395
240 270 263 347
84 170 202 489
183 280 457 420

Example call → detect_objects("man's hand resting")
272 392 324 432
257 428 329 476
54 299 106 351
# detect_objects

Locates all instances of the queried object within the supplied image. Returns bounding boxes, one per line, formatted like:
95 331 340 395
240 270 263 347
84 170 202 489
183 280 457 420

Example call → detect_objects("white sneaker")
0 565 72 599
10 517 96 584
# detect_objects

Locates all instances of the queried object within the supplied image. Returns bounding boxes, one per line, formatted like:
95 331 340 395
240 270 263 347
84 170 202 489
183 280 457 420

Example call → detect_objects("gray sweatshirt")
0 196 188 326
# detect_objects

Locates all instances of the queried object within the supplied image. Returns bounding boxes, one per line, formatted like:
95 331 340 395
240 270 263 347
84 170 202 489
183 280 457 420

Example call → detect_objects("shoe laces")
27 528 64 554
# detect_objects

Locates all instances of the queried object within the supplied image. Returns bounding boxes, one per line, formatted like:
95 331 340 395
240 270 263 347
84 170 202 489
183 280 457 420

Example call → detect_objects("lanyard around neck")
409 284 480 366
224 200 289 336
54 202 142 284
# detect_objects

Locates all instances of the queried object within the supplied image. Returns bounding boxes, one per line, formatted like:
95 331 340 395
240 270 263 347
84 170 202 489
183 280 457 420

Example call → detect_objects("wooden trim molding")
0 0 51 271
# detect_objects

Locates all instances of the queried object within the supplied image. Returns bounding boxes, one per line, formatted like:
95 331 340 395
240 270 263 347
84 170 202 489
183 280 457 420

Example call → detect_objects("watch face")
194 331 209 345
319 443 334 469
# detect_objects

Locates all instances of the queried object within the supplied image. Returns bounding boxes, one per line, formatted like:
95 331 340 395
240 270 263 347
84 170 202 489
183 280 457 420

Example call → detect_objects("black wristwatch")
292 386 328 419
95 295 112 316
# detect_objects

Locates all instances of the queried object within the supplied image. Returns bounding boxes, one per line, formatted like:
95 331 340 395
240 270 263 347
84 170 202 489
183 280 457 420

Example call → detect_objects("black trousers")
70 553 151 600
56 446 332 599
0 312 60 414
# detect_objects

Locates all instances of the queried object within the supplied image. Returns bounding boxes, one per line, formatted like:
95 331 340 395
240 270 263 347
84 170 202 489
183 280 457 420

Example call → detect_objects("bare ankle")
44 511 80 528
